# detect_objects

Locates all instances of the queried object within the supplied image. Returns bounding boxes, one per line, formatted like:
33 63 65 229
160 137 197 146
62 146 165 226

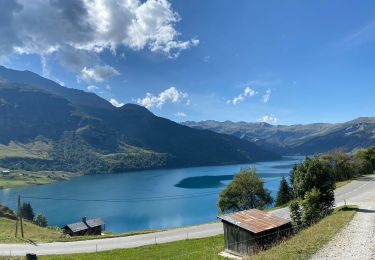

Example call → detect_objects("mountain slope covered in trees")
0 66 279 174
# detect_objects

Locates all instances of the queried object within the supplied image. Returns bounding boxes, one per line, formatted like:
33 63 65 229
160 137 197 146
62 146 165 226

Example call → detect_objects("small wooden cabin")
1 169 10 176
218 209 291 257
63 217 105 236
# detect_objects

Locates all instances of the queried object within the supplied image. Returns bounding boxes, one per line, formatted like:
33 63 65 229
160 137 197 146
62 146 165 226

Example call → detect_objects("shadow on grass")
340 206 374 214
21 238 38 246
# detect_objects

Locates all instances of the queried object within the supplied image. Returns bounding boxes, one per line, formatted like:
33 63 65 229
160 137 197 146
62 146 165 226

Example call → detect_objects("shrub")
217 167 273 213
34 213 48 227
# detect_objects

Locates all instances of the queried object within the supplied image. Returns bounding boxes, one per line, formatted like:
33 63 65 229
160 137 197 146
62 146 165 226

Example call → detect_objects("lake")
0 156 301 232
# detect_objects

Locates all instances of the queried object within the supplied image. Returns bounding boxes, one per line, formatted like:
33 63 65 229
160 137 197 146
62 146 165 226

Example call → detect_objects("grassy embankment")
0 171 79 189
0 141 79 189
22 206 355 260
0 217 159 244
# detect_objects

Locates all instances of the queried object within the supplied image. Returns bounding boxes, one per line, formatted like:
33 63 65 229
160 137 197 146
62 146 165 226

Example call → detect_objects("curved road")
1 175 374 256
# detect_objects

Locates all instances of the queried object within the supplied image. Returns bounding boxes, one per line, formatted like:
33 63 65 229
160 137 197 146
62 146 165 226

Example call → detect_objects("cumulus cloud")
110 98 124 107
0 0 198 74
227 86 257 105
0 0 197 56
175 112 187 117
137 87 188 109
262 89 271 103
80 65 120 82
257 115 278 124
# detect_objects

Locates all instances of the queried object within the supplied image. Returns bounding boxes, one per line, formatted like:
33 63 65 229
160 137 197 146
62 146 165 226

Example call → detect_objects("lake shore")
0 170 80 189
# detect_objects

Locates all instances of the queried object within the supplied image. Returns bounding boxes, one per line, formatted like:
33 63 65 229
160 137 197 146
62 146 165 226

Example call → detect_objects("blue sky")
1 0 374 124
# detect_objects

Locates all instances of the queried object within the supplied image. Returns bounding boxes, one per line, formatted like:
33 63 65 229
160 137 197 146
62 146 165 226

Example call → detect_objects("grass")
249 206 357 260
0 171 79 189
0 217 63 244
335 179 353 189
0 217 160 244
40 235 225 260
34 206 356 260
0 140 52 159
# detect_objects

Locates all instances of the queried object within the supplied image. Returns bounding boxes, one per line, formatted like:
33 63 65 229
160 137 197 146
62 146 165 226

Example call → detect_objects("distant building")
218 209 291 257
1 169 10 176
63 217 105 236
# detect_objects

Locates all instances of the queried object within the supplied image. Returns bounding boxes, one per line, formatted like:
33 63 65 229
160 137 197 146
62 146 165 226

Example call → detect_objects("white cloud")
175 112 187 117
137 87 188 109
80 65 120 82
87 85 99 92
0 0 198 65
262 89 271 103
227 86 257 105
110 98 124 107
40 55 50 78
257 115 278 124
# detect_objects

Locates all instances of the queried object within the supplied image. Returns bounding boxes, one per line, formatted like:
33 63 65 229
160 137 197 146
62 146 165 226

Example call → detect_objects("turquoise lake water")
0 156 301 232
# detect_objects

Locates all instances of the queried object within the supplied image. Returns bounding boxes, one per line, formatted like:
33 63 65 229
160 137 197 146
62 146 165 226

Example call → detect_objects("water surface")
0 156 301 232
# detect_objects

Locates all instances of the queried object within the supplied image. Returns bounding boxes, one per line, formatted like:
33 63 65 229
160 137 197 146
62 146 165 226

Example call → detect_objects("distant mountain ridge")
0 66 279 174
183 118 375 155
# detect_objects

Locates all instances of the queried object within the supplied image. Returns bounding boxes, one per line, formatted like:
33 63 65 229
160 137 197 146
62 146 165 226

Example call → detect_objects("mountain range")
183 118 375 155
0 66 279 174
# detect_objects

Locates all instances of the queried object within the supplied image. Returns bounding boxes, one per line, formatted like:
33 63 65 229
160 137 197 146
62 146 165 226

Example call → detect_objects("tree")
218 168 273 213
275 176 292 206
301 188 321 225
291 156 335 215
20 202 34 221
34 213 48 227
289 200 303 231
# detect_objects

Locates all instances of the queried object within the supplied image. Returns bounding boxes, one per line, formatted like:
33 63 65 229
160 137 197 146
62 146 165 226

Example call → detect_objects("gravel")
310 202 375 260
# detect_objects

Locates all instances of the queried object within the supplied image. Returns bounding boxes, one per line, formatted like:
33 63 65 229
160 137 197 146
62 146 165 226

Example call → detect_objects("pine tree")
20 202 35 221
275 176 292 206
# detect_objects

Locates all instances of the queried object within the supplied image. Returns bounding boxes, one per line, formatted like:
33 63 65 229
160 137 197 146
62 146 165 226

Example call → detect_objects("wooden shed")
63 217 105 236
218 209 291 257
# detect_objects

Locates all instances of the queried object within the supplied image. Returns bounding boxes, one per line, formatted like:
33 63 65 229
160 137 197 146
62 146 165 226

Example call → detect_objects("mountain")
0 66 279 174
183 118 375 155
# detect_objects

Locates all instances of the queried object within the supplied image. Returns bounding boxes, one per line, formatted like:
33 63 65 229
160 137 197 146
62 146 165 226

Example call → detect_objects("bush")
291 156 335 215
301 188 321 225
217 167 273 213
34 213 48 227
289 200 303 231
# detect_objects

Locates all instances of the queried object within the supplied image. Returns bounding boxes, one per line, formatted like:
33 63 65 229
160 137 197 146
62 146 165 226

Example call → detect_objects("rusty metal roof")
218 209 290 234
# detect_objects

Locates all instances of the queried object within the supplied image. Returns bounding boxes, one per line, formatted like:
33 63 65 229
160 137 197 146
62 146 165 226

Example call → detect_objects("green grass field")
34 206 356 260
0 171 79 189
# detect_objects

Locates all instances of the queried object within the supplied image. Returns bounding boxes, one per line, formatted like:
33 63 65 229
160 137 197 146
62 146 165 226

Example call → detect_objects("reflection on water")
0 156 302 232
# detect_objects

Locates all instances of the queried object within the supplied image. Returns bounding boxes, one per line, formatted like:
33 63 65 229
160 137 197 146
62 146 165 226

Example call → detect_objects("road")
1 175 374 256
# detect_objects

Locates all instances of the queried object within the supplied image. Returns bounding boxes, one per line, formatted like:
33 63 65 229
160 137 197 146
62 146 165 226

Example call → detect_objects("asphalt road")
1 175 374 256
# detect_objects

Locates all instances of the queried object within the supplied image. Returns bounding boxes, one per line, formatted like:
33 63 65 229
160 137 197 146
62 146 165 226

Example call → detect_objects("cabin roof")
86 218 104 228
64 218 104 233
218 209 290 234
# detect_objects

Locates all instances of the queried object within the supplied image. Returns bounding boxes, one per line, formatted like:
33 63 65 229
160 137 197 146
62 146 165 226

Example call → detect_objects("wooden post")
15 195 24 238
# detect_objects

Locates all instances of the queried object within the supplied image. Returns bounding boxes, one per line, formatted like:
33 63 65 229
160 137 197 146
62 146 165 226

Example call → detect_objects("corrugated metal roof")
218 209 290 234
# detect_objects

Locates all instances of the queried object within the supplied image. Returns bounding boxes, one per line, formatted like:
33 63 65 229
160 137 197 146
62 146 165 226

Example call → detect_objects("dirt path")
311 201 375 259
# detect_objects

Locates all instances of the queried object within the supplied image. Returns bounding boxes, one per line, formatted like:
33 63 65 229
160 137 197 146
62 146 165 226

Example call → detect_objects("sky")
0 0 374 125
